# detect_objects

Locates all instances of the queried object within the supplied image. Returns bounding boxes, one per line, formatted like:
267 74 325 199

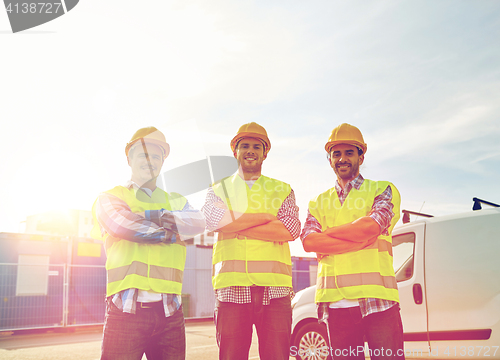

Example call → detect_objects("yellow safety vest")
309 179 401 303
91 186 187 297
212 174 293 289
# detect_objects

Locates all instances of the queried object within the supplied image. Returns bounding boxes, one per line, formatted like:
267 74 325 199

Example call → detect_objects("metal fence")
0 263 65 331
0 263 315 332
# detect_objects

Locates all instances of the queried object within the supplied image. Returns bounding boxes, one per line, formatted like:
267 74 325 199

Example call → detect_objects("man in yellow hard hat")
202 122 300 360
91 126 205 360
301 123 404 359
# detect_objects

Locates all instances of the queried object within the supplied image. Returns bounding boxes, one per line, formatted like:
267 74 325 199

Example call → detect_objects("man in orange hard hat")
202 122 301 360
91 126 205 360
301 123 404 359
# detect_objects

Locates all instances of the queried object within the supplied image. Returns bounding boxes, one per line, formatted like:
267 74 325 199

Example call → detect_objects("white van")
291 205 500 360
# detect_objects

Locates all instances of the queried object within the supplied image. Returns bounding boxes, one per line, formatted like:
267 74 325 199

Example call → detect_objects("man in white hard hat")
202 122 300 360
302 123 404 360
91 126 205 360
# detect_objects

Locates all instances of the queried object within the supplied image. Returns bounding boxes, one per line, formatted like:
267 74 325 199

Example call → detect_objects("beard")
334 161 360 180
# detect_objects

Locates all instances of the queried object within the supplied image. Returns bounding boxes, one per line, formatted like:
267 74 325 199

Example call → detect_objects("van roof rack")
472 197 500 211
402 210 434 224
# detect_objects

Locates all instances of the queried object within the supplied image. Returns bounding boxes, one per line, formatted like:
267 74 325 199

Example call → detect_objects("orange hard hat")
230 122 271 154
325 123 367 154
125 126 170 159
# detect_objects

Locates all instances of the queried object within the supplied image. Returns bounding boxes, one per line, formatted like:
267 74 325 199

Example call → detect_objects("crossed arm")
216 207 294 242
95 192 205 247
202 187 300 242
302 215 380 254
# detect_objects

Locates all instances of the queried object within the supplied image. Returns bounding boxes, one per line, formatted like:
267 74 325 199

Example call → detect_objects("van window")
392 232 415 282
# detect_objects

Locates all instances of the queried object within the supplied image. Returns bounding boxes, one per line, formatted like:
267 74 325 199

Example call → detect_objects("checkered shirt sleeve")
201 187 227 232
368 185 394 236
95 192 172 244
277 190 301 239
300 210 323 242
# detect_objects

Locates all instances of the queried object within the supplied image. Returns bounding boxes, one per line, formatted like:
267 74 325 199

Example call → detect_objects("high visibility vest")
212 174 293 289
91 186 187 297
309 179 401 303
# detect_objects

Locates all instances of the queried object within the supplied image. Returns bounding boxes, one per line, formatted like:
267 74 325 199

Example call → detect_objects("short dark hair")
326 146 363 160
235 138 267 153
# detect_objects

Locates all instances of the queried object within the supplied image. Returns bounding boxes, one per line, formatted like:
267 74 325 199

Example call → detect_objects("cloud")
471 152 500 164
367 92 500 171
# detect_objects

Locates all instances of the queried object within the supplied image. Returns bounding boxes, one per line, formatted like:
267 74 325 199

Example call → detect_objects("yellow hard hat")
325 123 367 154
230 122 271 154
125 126 170 159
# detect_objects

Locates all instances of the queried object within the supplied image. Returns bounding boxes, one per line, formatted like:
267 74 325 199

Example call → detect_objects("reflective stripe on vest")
309 179 401 303
91 185 187 296
317 272 398 290
108 260 184 284
213 260 292 277
211 174 293 288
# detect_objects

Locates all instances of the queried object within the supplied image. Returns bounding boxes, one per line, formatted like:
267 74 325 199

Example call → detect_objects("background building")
24 210 94 238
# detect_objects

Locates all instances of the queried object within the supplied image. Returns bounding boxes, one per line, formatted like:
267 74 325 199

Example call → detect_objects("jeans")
101 299 186 360
327 305 405 360
215 287 292 360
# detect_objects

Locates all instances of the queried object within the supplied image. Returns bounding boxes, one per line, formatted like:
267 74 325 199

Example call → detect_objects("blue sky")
1 1 500 256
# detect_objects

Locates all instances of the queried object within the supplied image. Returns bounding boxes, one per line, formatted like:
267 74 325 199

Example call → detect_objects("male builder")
301 123 404 360
202 122 300 360
91 126 205 360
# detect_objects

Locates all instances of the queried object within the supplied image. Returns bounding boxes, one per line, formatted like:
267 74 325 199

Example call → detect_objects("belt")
137 301 163 309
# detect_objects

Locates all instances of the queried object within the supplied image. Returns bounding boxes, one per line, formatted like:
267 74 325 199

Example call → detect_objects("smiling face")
329 143 364 185
127 142 164 188
234 137 267 179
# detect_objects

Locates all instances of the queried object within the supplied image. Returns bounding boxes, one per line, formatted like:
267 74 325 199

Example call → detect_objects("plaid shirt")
301 174 397 318
202 181 300 305
95 181 205 315
111 289 181 316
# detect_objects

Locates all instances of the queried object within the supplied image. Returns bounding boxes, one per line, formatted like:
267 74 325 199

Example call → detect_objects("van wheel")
293 322 331 360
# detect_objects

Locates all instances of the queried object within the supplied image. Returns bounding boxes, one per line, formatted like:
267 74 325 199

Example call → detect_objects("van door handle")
413 283 423 305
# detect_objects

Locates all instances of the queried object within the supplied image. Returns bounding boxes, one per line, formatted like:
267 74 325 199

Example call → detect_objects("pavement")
0 321 295 360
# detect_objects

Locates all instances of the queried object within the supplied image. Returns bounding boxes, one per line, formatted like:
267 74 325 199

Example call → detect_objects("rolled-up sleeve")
368 185 394 236
277 190 301 239
300 210 322 242
201 187 226 232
